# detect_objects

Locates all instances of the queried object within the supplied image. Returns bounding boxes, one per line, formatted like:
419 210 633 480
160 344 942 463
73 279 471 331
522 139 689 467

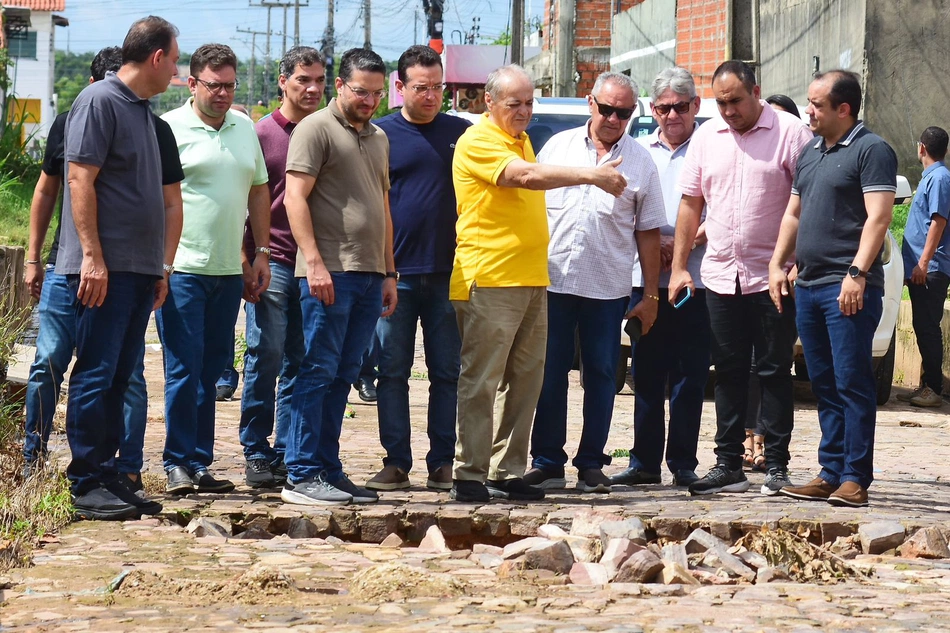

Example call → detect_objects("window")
7 31 38 60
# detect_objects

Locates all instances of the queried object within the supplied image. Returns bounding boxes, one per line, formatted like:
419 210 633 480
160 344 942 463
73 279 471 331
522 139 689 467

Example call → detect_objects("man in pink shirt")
669 60 813 497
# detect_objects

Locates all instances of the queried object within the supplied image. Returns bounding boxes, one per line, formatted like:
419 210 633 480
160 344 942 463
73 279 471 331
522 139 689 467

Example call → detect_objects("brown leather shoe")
778 476 835 501
364 465 410 491
828 481 869 507
426 464 453 491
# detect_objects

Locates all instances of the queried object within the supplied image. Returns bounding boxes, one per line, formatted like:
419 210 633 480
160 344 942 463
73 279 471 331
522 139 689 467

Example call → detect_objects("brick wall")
542 0 618 96
675 0 729 97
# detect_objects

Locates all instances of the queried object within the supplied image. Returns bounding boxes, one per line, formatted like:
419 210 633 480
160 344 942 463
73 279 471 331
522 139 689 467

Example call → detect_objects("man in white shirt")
526 72 666 493
611 67 709 489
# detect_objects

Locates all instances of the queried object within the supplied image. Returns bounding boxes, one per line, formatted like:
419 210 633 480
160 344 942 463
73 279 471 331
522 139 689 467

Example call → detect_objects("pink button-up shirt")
678 103 813 295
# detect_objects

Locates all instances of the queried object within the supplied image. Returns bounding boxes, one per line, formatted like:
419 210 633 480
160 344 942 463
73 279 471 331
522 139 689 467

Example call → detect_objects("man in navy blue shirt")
363 45 470 492
899 126 950 407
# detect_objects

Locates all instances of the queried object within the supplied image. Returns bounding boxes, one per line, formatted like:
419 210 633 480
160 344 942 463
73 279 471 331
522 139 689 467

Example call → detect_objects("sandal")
752 435 766 472
742 430 755 470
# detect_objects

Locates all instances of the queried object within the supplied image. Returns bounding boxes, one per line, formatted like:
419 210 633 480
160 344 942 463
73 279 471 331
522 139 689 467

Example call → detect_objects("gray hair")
592 72 638 99
651 66 697 101
485 64 533 100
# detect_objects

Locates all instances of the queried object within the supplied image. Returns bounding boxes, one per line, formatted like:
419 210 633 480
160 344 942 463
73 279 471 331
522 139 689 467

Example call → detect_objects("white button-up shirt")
538 124 666 300
633 126 706 289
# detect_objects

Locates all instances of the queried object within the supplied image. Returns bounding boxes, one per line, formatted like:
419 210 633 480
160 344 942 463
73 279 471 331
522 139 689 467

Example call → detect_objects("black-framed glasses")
406 83 446 95
592 96 634 120
344 82 387 101
193 77 239 93
652 101 692 116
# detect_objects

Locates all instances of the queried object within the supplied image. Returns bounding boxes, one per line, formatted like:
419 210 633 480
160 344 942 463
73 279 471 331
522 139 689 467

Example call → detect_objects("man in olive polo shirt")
450 64 627 503
282 47 398 506
159 43 271 495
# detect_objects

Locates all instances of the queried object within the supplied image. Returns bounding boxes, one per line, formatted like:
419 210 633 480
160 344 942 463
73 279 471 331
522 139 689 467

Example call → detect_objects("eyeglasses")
406 83 446 95
592 96 634 120
652 101 692 116
193 77 239 94
344 82 387 101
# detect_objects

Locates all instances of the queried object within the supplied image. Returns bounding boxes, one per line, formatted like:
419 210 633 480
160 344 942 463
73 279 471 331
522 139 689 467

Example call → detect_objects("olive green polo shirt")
286 98 390 276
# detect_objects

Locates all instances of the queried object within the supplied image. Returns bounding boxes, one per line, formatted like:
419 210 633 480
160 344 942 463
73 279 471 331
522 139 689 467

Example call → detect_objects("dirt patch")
118 564 297 605
349 562 468 602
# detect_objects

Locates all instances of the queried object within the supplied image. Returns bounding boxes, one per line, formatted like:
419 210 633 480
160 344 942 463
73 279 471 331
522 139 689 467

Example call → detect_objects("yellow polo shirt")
450 114 549 301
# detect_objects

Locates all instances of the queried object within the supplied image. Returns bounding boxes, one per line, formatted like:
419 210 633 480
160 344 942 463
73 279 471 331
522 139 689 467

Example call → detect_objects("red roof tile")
4 1 66 11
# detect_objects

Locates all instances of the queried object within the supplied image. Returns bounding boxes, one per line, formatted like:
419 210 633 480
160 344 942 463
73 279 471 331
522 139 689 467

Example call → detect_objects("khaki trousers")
452 285 547 482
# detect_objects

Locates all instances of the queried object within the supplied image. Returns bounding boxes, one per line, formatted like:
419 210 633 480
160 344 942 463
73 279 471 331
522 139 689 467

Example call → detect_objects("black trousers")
908 271 950 393
706 287 797 471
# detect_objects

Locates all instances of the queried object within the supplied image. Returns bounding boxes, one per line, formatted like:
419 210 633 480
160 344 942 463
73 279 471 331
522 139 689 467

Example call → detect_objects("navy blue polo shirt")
375 111 470 275
792 122 898 288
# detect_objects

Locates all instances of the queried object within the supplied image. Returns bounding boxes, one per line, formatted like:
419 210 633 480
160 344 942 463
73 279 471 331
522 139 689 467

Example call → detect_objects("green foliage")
0 177 35 248
610 448 630 458
234 332 248 371
890 203 909 248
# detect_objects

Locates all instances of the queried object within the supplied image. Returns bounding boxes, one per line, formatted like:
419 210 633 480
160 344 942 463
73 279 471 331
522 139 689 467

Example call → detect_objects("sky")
57 0 545 62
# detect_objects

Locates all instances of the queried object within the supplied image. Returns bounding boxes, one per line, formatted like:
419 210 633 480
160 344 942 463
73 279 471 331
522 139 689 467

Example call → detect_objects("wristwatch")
163 263 174 275
848 265 867 279
385 271 400 280
255 246 272 257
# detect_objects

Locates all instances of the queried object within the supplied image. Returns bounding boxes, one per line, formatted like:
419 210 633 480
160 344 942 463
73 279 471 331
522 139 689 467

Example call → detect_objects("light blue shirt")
633 127 706 289
902 161 950 277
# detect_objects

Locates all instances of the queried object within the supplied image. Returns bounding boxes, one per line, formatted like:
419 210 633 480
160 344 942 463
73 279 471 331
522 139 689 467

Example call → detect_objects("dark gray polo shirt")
56 72 165 277
792 122 897 288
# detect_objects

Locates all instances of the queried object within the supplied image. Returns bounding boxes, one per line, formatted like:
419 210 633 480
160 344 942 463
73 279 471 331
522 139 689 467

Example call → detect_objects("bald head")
484 65 535 138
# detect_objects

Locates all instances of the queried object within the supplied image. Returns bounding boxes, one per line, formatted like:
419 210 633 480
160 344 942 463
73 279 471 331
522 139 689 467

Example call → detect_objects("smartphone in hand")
673 286 692 309
624 317 643 342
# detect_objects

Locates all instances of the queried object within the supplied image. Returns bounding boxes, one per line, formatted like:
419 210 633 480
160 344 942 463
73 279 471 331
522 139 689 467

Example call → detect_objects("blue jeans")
629 287 711 475
217 362 239 390
359 330 380 382
157 273 243 473
64 272 155 496
286 272 383 483
240 261 303 463
531 291 627 472
25 268 149 474
796 282 883 489
375 273 459 473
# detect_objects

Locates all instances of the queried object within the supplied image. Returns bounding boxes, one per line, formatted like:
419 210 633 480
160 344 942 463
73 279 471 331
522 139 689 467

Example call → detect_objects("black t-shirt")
45 110 183 265
792 122 898 288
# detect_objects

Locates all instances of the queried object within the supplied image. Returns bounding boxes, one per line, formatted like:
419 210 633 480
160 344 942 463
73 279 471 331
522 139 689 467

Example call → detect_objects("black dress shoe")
672 470 700 487
193 470 236 493
166 466 196 495
355 378 377 403
609 466 662 485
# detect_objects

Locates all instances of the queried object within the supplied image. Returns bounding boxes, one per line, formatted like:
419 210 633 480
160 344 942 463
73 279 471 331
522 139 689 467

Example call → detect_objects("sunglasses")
652 101 692 116
592 96 634 120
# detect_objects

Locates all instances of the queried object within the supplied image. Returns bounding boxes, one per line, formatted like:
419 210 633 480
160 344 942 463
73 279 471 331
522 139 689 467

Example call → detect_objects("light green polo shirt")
162 100 268 275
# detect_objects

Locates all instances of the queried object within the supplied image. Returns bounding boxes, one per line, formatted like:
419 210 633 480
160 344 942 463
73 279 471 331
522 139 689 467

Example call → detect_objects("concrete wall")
894 300 950 394
757 0 866 103
610 0 677 90
864 0 950 185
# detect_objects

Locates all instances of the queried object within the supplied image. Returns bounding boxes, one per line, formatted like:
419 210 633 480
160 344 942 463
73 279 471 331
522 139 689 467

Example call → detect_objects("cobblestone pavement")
3 318 950 630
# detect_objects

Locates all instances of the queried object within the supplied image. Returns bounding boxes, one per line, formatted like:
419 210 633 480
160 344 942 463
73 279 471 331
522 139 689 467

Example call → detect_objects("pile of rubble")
410 517 950 587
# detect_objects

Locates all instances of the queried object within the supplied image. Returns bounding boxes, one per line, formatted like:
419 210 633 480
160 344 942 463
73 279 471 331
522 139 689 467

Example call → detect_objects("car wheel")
615 345 630 394
875 331 896 406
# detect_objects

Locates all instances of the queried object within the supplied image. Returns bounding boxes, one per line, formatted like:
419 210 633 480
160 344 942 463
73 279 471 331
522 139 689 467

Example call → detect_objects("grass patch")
610 448 630 458
0 177 35 250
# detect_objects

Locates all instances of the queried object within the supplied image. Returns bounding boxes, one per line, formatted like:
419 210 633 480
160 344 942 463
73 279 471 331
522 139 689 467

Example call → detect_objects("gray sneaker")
687 464 750 495
910 386 944 408
331 474 379 504
761 467 792 496
281 476 352 506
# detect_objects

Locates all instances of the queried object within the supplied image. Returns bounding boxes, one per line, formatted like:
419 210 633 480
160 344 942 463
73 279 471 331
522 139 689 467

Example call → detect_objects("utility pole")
555 0 575 97
511 0 524 65
265 6 272 102
414 9 419 45
363 0 372 49
282 5 288 56
294 0 302 46
237 27 268 105
322 0 336 103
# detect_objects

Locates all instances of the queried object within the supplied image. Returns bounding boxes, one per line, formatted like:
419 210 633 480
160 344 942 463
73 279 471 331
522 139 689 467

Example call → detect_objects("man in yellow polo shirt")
450 64 627 502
